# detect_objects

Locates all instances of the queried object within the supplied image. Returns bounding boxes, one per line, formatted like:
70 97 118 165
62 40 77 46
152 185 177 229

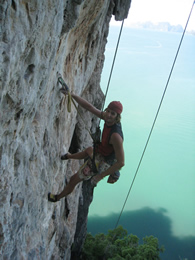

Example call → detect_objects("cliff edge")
0 0 131 259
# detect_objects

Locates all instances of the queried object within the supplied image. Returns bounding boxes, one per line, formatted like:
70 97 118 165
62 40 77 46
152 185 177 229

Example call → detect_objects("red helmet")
107 101 123 114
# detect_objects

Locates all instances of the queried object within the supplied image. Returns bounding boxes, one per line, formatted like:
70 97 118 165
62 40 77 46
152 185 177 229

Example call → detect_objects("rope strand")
101 20 125 112
114 0 195 229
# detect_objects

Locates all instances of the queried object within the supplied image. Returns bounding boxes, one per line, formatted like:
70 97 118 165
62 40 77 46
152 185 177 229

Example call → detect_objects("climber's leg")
56 172 82 200
48 172 82 202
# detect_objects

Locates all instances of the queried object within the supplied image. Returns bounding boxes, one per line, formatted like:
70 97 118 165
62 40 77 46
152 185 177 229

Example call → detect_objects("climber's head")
104 101 123 124
107 101 123 115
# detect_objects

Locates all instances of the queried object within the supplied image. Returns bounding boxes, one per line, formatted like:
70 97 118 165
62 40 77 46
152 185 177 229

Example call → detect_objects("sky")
111 0 195 31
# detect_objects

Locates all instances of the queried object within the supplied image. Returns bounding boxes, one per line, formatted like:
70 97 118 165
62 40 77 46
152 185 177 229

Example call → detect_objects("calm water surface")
88 27 195 238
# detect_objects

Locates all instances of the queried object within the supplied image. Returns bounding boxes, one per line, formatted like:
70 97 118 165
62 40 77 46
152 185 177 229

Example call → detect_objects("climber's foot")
61 152 71 160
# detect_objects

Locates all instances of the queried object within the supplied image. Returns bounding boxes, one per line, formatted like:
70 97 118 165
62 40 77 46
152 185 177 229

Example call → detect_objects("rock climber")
48 89 124 202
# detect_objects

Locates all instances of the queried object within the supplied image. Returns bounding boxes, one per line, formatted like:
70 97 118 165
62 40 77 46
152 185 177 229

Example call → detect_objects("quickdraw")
57 73 72 112
57 73 99 173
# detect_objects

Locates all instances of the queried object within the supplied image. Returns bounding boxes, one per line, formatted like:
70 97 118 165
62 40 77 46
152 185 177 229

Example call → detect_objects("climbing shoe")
48 193 58 202
61 153 69 160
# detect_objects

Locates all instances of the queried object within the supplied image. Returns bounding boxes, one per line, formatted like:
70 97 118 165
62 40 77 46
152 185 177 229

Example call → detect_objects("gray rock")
0 0 131 259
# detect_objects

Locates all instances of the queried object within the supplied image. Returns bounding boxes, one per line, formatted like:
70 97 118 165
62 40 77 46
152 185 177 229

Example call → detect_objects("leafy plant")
81 225 164 260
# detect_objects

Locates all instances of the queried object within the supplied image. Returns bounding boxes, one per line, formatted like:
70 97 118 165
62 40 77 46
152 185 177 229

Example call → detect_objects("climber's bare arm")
71 93 104 119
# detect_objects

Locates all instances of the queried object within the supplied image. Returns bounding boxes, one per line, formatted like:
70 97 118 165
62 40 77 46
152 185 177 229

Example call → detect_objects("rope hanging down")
101 20 125 112
58 18 125 132
114 1 195 230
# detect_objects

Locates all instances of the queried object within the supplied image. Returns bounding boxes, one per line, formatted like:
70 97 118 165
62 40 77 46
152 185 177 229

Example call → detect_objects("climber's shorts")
78 153 120 181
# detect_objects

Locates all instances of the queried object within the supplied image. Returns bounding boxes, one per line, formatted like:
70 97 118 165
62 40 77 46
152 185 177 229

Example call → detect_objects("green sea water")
88 27 195 238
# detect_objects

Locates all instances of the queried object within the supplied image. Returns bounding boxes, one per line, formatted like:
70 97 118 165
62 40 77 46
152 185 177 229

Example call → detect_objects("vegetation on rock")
82 225 164 259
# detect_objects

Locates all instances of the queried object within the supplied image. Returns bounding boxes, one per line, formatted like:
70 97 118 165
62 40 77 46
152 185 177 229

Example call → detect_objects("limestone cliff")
0 0 131 259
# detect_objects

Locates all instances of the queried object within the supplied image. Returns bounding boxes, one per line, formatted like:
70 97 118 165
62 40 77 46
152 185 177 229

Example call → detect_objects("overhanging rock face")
0 0 131 259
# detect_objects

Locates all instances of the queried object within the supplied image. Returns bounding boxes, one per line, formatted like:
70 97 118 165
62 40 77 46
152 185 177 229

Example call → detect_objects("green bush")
81 225 164 260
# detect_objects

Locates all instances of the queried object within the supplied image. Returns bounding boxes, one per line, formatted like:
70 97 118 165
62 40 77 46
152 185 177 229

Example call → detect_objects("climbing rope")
57 15 125 138
114 0 195 230
58 73 96 142
102 2 194 257
101 20 125 112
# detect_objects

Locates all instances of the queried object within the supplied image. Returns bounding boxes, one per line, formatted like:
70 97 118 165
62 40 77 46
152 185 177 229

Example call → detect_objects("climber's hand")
60 88 69 96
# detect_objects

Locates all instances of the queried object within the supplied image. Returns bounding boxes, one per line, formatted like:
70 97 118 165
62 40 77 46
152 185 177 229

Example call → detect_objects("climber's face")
104 108 117 126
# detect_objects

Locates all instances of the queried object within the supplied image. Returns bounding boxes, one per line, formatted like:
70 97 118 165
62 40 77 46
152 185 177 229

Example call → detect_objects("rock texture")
0 0 131 259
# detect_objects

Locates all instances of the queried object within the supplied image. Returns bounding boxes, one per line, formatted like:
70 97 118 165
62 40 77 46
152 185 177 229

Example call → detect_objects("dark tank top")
98 123 123 161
